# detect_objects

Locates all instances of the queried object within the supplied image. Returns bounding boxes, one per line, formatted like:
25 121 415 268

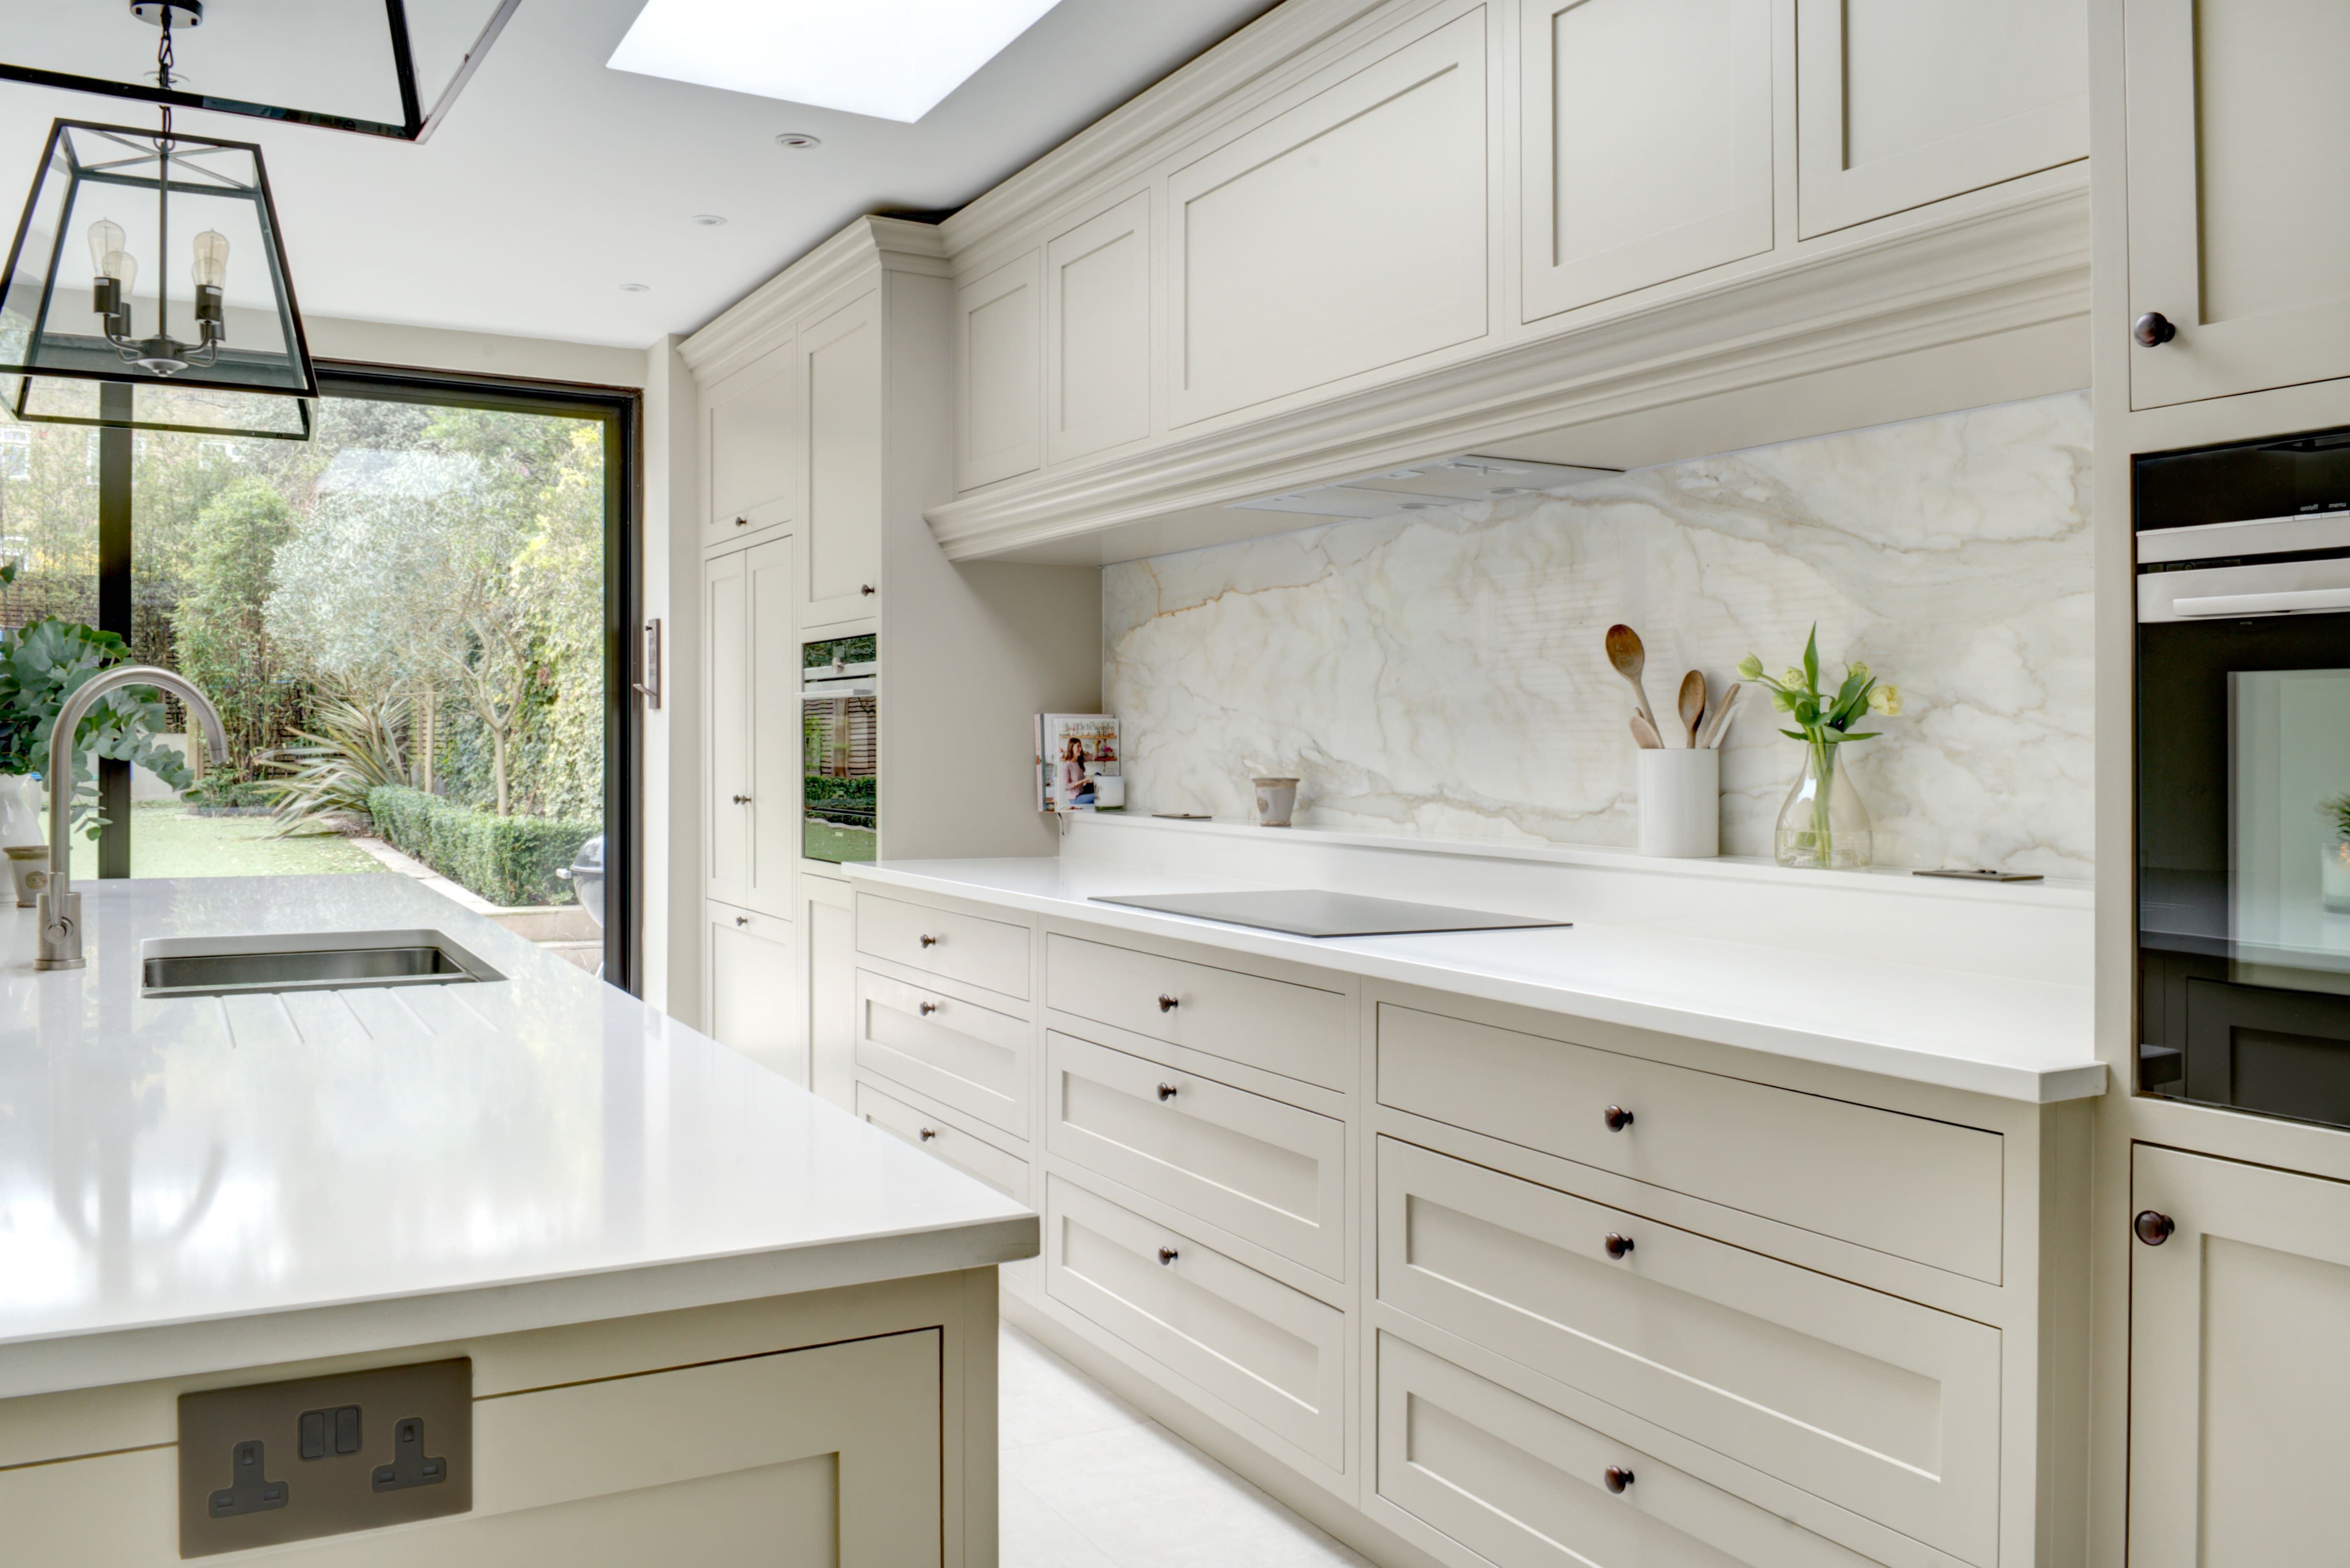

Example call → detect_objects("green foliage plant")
0 607 196 839
1736 625 1903 869
367 784 596 908
263 691 413 835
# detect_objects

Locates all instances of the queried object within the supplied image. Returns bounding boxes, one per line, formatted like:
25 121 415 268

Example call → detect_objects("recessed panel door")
743 536 796 915
703 548 751 911
797 291 883 626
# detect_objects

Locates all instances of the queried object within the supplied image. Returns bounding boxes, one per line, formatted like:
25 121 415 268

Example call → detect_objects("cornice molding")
926 174 2091 562
680 216 948 383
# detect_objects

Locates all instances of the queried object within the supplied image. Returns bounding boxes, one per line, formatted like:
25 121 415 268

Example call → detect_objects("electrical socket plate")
177 1358 471 1558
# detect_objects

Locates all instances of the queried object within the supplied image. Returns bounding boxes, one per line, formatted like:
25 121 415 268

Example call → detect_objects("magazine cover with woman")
1036 714 1121 813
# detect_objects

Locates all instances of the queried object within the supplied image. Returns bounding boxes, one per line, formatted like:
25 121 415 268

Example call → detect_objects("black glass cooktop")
1089 889 1570 939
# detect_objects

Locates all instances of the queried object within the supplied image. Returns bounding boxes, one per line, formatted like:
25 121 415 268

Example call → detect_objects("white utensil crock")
0 774 40 853
1638 748 1719 858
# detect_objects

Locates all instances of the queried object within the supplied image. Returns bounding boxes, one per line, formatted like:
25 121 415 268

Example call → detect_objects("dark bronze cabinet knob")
732 794 752 804
1604 1465 1635 1494
919 1127 937 1142
1158 994 1179 1013
919 1001 938 1016
1603 1105 1634 1132
860 584 876 596
1604 1232 1635 1260
2135 1209 2176 1246
2133 312 2177 347
1158 1247 1178 1266
920 934 939 948
1157 1083 1179 1102
734 515 748 527
734 916 749 927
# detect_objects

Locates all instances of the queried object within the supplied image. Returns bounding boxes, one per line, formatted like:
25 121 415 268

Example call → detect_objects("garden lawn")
66 802 390 880
801 818 876 865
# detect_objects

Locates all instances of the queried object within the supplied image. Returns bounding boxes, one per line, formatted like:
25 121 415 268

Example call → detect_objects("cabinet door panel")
1520 0 1773 322
704 344 795 544
744 537 796 914
798 292 882 625
804 876 859 1111
1167 9 1489 426
708 901 800 1084
2129 1145 2350 1567
958 251 1042 491
1796 0 2086 238
2124 0 2350 407
703 549 752 910
1047 191 1152 466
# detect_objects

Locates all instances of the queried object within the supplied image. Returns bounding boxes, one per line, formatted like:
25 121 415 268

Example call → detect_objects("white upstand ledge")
839 813 2099 1568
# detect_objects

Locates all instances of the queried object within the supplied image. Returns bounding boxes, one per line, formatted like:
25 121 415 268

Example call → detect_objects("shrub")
367 785 596 908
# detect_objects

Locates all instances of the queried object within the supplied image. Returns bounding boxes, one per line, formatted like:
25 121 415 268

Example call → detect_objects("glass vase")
1774 739 1872 869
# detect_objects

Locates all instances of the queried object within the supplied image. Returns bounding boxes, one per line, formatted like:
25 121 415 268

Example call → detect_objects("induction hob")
1089 889 1570 939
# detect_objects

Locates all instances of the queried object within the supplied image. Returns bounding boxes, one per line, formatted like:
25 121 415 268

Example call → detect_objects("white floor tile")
1000 1323 1149 1453
1002 1474 1122 1568
999 1338 1374 1568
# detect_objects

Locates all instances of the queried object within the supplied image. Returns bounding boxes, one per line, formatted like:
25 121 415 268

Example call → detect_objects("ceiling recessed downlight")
775 132 822 149
608 0 1064 123
619 283 651 293
692 214 728 227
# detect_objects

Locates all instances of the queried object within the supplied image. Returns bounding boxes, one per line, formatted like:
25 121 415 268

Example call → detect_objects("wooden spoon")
1603 625 1660 735
1698 682 1743 748
1677 669 1706 748
1629 712 1664 750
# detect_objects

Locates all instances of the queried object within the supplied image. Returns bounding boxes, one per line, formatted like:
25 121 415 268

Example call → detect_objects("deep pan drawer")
1376 1002 2004 1282
1045 1174 1345 1469
1047 933 1348 1090
856 892 1030 1001
1376 1332 1881 1568
857 1081 1030 1203
856 970 1029 1137
1377 1138 2000 1568
1046 1031 1346 1279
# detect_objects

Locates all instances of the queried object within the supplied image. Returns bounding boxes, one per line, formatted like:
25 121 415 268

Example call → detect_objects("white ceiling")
0 0 1279 349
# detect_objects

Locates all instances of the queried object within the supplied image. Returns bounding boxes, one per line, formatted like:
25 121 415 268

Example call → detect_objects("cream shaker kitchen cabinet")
701 538 795 919
1794 0 2087 238
956 250 1043 491
2127 1145 2350 1567
796 289 884 627
1045 190 1152 467
705 900 802 1086
2122 0 2350 408
804 874 860 1111
700 340 795 546
1518 0 1773 322
1164 5 1490 428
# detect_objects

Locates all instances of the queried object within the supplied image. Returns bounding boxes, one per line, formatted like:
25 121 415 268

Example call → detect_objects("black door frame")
92 360 646 994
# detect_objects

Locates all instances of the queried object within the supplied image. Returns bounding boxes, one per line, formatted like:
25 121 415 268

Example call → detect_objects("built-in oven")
801 634 876 865
2138 425 2350 1128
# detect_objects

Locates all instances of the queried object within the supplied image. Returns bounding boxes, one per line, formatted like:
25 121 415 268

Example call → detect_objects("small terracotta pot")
1252 776 1300 828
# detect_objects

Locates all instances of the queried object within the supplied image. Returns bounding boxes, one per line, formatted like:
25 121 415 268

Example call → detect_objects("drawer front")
1377 1332 1879 1568
1047 933 1349 1090
857 1080 1030 1203
1046 1031 1346 1279
1377 1003 2003 1281
1378 1139 1999 1567
856 970 1029 1137
857 892 1031 1001
1045 1174 1346 1468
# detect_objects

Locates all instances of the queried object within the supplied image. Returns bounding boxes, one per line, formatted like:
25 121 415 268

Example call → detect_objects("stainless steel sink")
139 929 505 1000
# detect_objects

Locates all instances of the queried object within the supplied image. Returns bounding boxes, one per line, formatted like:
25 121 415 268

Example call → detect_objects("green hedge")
368 786 597 909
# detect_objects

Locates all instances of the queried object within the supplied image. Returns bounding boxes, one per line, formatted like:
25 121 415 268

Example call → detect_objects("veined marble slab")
1105 391 2094 876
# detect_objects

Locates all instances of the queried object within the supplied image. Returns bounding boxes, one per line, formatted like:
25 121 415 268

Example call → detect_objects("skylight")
608 0 1064 123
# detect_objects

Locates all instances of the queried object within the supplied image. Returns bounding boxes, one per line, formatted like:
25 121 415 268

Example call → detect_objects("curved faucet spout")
36 664 230 971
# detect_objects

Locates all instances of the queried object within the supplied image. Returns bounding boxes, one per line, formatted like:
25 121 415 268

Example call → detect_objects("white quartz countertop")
0 875 1034 1400
848 857 2105 1105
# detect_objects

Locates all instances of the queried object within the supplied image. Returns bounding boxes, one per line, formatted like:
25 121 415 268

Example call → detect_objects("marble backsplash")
1103 390 2095 876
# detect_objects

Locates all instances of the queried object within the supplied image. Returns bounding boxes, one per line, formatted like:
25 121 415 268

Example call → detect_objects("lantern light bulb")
104 250 137 295
190 230 229 290
87 220 126 277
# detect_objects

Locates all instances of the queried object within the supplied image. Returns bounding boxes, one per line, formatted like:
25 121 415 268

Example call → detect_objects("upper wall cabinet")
1166 7 1490 428
1519 0 1773 323
1794 0 2086 238
703 341 796 546
1046 191 1153 468
957 251 1042 491
798 289 885 627
2123 0 2350 409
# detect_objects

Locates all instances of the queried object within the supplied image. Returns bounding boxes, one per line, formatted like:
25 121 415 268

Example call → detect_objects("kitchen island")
0 873 1033 1564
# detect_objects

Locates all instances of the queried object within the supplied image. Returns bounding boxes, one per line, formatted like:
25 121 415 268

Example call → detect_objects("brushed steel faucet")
37 665 229 971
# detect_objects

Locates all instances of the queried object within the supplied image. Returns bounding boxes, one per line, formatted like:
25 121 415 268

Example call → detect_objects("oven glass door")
802 690 876 864
2139 610 2350 1126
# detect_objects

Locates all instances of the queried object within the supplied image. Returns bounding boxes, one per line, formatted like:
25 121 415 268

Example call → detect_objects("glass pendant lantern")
0 3 317 440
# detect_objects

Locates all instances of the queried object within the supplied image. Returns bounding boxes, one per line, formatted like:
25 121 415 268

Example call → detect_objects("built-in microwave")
802 634 876 865
2137 426 2350 1129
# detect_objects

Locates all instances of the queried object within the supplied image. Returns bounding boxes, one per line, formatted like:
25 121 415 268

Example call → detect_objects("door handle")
2135 1210 2176 1246
2173 587 2350 618
2132 312 2176 347
1603 1105 1634 1131
733 794 752 804
1603 1232 1635 1260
